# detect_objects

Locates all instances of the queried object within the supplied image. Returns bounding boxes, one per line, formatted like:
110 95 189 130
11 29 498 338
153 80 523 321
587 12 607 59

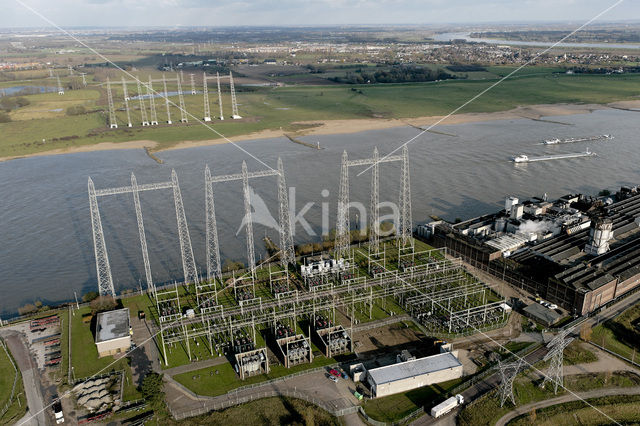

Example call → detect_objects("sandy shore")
2 101 638 162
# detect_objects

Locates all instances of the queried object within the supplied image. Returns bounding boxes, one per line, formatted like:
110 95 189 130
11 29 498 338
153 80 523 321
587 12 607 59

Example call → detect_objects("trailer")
431 394 464 418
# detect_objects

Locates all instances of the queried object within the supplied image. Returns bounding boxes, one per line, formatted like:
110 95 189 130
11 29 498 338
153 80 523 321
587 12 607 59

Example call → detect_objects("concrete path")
2 332 48 426
495 386 640 426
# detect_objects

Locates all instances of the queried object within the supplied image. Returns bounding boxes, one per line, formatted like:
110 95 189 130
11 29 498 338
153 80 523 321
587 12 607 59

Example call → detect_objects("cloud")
2 0 637 27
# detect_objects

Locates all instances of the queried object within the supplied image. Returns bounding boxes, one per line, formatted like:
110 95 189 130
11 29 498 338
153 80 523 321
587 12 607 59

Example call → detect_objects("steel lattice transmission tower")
131 173 154 295
541 329 575 394
190 73 196 95
81 73 87 86
205 165 222 281
498 358 524 407
56 74 64 95
122 77 132 127
176 73 188 123
137 79 149 126
242 161 256 277
106 77 118 129
147 77 159 125
88 177 115 297
203 72 211 121
335 151 351 257
216 71 224 120
370 147 380 252
277 157 295 267
399 145 413 247
171 170 199 284
162 75 172 124
230 71 241 119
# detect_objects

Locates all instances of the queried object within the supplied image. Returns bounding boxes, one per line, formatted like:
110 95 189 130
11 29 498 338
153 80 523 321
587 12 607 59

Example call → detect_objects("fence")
228 362 339 395
169 388 355 421
0 338 20 418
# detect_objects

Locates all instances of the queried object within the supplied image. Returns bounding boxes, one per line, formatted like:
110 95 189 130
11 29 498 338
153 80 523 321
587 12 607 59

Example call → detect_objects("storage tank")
505 196 519 214
585 218 613 255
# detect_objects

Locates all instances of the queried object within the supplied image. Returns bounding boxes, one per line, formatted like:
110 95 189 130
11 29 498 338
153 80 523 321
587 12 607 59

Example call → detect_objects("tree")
141 372 165 411
82 291 99 303
90 295 117 313
66 105 86 116
580 323 593 341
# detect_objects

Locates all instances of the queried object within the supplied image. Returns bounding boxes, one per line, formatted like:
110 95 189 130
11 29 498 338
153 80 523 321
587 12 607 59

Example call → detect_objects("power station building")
366 352 463 398
95 308 131 357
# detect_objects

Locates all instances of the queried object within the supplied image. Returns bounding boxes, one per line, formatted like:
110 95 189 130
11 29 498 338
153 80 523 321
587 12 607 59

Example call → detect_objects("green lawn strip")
174 355 337 397
0 341 27 423
362 378 463 423
458 371 640 426
508 394 640 426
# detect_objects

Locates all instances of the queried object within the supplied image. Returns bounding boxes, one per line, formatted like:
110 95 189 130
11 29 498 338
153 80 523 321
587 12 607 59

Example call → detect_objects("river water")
433 32 640 50
1 108 639 315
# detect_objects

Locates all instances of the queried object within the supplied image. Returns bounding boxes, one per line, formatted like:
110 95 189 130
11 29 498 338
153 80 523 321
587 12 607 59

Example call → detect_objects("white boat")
543 135 613 145
512 149 595 163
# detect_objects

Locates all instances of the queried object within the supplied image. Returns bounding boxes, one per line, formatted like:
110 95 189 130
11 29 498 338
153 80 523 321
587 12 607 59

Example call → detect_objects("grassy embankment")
590 303 640 361
458 371 640 426
1 70 640 158
0 340 27 424
166 396 340 426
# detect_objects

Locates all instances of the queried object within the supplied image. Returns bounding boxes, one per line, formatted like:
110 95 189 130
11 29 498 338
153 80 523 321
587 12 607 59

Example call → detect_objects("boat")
543 135 613 145
512 149 595 163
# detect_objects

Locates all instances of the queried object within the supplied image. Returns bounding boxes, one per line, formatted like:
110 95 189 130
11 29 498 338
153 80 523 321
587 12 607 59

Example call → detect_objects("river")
0 108 639 316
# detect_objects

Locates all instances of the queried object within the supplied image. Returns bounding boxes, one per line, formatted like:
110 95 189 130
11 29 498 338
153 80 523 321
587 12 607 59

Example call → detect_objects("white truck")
430 394 464 418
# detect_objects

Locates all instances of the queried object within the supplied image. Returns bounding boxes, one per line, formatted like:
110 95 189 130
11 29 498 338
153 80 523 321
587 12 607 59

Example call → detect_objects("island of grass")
0 340 27 424
1 67 640 159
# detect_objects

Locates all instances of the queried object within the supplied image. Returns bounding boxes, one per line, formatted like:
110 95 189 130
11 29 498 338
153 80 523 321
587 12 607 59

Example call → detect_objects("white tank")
505 196 519 214
585 218 613 255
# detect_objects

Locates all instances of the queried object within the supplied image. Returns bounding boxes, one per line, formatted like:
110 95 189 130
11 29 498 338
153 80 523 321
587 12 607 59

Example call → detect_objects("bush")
0 112 11 123
90 295 117 313
18 303 38 316
82 291 99 303
66 105 86 116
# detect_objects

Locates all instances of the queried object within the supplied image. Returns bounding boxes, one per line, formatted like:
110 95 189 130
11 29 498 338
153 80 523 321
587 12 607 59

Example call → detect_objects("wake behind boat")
543 134 613 145
512 149 596 163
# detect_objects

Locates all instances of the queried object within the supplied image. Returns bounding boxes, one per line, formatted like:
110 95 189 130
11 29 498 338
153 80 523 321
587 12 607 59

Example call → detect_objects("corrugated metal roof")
96 308 130 343
368 352 461 385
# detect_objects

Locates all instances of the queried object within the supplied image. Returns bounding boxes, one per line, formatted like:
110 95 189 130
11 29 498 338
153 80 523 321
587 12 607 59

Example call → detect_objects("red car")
329 369 340 377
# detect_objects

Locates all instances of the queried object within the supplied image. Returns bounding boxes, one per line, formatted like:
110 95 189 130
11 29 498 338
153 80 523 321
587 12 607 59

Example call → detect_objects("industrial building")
426 186 640 316
95 308 131 357
366 352 463 398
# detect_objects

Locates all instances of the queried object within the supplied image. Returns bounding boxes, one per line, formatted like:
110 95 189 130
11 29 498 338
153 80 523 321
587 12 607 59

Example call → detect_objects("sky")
1 0 637 28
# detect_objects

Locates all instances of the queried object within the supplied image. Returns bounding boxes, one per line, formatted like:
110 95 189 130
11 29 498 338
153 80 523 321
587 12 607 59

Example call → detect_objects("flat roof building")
367 352 463 398
95 308 131 358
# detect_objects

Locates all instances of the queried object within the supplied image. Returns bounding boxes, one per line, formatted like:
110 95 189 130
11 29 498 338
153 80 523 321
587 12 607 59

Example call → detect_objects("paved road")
2 331 48 426
495 386 640 426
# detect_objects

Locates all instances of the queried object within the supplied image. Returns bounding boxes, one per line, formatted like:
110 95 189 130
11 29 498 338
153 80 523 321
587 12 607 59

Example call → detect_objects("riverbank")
1 101 637 162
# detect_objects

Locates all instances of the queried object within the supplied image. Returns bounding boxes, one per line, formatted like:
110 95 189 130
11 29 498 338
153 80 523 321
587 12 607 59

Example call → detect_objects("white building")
95 308 131 357
366 352 463 398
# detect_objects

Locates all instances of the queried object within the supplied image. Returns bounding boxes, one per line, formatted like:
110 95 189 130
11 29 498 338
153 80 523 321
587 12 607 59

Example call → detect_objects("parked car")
328 375 338 383
329 369 340 377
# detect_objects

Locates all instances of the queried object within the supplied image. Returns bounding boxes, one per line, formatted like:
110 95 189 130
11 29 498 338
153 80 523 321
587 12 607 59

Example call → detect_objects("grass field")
458 371 640 426
362 378 463 423
589 303 640 362
0 341 27 424
173 355 337 397
509 394 640 426
1 70 640 158
166 395 340 426
70 306 141 401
